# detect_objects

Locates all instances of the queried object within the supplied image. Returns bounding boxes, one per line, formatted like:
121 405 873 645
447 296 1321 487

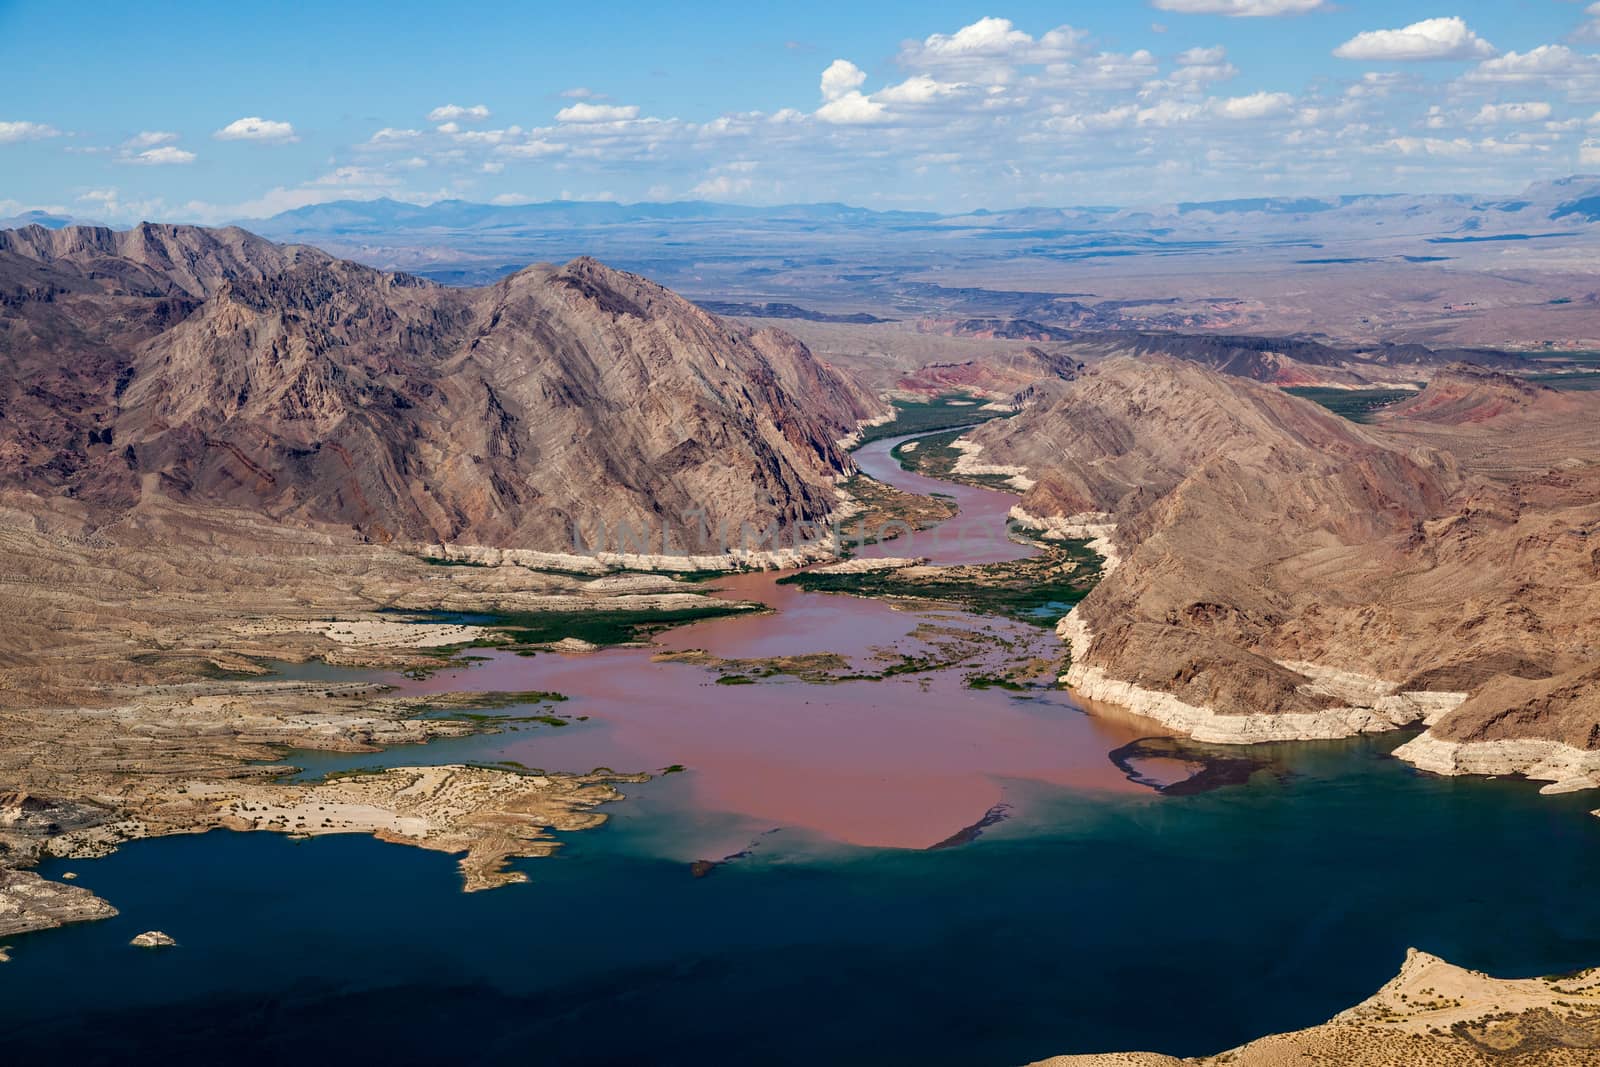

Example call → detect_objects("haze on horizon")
6 0 1600 224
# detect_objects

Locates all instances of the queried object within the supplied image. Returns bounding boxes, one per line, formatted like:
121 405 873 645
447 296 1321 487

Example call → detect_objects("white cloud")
1470 101 1552 125
367 127 421 145
494 140 567 158
555 102 641 123
213 116 299 143
1171 45 1239 85
1217 91 1294 119
897 17 1086 78
122 145 196 165
1046 104 1140 133
449 126 523 145
559 87 599 99
1462 46 1600 98
1041 50 1161 91
1136 99 1205 126
1582 139 1600 166
820 59 867 102
815 59 894 123
1333 17 1496 62
75 187 168 222
691 173 754 198
1373 135 1536 157
124 130 178 148
816 91 888 124
308 165 400 187
1152 0 1325 14
427 104 490 123
0 120 61 143
875 75 968 106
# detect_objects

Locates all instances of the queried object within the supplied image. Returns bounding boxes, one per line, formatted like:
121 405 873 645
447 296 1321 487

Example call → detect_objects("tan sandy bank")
1033 948 1600 1066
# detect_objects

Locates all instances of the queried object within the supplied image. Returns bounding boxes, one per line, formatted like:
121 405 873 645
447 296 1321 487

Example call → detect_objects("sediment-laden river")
7 431 1600 1065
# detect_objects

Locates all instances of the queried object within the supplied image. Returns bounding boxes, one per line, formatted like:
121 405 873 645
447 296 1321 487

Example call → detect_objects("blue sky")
5 1 1600 221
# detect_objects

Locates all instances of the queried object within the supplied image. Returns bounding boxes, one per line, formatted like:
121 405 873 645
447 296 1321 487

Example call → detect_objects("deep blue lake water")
6 731 1600 1066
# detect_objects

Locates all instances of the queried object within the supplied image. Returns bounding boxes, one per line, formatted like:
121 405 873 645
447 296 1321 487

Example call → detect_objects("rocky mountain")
0 223 882 556
896 346 1083 398
1380 362 1581 424
971 357 1600 784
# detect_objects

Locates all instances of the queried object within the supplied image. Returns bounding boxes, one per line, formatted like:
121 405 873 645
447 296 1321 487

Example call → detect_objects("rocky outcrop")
0 869 118 938
1010 507 1121 572
948 437 1035 490
130 930 176 948
1394 666 1600 792
1034 948 1600 1065
1059 613 1465 744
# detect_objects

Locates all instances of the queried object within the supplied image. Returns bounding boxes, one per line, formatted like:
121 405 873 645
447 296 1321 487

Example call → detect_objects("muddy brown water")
396 430 1155 853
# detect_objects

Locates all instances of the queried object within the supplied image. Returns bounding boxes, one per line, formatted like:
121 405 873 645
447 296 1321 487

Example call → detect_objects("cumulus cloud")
1037 50 1161 92
366 127 421 145
816 90 888 125
0 120 61 143
1217 91 1294 119
1582 139 1600 165
1470 101 1553 125
121 145 196 165
494 140 567 158
555 102 641 123
691 173 754 198
309 165 400 187
1170 45 1239 85
75 187 168 222
1373 135 1536 157
875 74 968 106
1333 17 1496 62
814 59 893 123
820 59 868 101
213 116 298 142
897 17 1086 78
449 126 524 145
1462 46 1600 99
124 130 178 148
427 104 490 123
1153 0 1324 13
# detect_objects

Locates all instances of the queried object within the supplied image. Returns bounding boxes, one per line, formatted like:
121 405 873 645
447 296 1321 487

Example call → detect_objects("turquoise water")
7 732 1600 1065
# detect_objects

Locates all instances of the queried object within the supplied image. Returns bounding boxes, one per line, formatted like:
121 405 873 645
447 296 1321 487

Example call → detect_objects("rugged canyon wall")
972 358 1600 782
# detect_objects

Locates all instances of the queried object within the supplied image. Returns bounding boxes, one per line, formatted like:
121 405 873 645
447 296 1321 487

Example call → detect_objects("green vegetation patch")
855 393 1009 446
838 473 957 549
779 540 1102 627
890 428 1019 491
1529 372 1600 392
1284 386 1417 423
474 603 754 647
965 675 1028 691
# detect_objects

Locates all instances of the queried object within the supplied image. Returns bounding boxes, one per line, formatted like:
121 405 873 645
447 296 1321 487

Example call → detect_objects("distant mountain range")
15 177 1600 242
233 175 1600 238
